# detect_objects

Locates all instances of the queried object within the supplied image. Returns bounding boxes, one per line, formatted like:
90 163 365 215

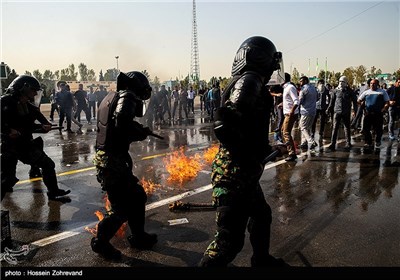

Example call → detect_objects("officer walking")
199 36 288 267
91 71 157 259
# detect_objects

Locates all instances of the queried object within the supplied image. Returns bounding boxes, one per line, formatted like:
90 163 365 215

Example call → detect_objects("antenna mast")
190 0 200 87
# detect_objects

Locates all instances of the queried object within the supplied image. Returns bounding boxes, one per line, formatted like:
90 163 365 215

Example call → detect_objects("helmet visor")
32 89 43 107
267 53 284 85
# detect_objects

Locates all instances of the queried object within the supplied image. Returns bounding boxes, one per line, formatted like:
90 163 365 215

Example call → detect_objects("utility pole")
325 57 327 83
115 56 119 71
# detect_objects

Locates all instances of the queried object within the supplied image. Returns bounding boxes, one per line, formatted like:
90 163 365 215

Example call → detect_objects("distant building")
309 76 319 86
375 73 395 86
55 81 117 92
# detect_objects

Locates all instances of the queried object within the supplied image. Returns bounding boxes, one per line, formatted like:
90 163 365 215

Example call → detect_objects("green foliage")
353 65 367 86
152 76 161 88
343 67 355 86
59 64 78 81
394 68 400 78
99 70 104 81
0 66 18 95
291 68 300 84
142 70 150 80
78 63 96 81
103 69 118 81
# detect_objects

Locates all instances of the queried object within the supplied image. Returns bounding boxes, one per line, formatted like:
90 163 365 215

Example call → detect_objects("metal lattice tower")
190 0 200 85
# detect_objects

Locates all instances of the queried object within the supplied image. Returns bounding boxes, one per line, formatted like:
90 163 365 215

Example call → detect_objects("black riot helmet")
116 71 152 100
231 36 282 79
6 75 42 95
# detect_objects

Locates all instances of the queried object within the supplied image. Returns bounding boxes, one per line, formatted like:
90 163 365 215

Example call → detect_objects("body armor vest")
96 91 119 151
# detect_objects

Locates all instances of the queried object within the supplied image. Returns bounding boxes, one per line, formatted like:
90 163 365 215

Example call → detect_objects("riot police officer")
1 75 71 201
199 36 288 267
91 71 157 259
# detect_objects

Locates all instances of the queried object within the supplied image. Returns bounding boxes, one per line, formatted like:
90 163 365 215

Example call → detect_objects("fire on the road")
85 145 218 237
163 147 203 186
140 177 161 195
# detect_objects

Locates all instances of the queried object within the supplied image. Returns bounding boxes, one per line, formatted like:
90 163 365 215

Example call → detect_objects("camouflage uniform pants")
200 146 272 267
93 150 147 241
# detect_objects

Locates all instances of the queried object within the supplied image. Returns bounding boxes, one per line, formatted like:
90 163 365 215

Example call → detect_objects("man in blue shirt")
358 79 390 149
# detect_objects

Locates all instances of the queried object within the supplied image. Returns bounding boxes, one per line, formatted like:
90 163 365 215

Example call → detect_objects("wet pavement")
1 102 399 276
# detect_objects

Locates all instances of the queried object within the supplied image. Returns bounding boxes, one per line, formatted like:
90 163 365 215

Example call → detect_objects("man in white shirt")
281 73 299 161
187 86 195 114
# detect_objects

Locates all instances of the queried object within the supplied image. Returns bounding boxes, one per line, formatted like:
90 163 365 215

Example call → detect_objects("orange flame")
163 147 203 186
203 144 219 164
140 177 161 195
84 194 127 238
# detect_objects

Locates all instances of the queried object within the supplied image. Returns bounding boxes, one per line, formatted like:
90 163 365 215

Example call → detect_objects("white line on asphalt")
31 231 81 247
145 184 212 211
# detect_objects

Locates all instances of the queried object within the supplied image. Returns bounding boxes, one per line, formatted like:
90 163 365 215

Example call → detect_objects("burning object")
163 147 202 186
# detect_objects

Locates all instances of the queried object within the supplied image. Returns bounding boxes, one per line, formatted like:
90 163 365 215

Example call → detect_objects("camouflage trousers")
200 146 272 267
92 150 148 241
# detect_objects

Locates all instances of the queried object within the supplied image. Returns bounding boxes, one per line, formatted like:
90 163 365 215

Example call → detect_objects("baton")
261 150 280 165
33 126 64 133
169 200 215 211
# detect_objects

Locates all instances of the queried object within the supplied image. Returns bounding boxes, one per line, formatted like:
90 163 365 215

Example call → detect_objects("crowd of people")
140 82 223 128
269 74 400 161
49 82 108 133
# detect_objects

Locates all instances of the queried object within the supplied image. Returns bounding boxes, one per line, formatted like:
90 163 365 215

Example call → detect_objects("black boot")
47 189 71 200
91 237 121 260
127 232 157 250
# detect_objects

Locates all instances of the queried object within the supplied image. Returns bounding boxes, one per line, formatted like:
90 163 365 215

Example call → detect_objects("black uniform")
200 36 287 267
1 94 69 200
91 83 157 259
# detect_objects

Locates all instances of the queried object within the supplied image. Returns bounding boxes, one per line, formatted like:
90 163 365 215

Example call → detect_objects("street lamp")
115 56 119 71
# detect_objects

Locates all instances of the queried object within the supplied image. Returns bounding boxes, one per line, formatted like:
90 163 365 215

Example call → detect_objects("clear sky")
1 0 399 82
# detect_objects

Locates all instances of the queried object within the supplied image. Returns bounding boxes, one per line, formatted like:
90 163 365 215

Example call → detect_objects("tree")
59 64 78 81
103 69 118 81
331 72 342 87
78 63 96 81
208 76 217 87
43 70 55 80
142 70 150 81
99 70 104 81
152 76 160 88
353 65 367 86
393 68 400 78
180 75 190 89
368 66 377 78
0 66 18 95
291 68 300 84
41 70 57 98
317 70 325 80
343 67 355 87
219 77 231 91
32 69 43 80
